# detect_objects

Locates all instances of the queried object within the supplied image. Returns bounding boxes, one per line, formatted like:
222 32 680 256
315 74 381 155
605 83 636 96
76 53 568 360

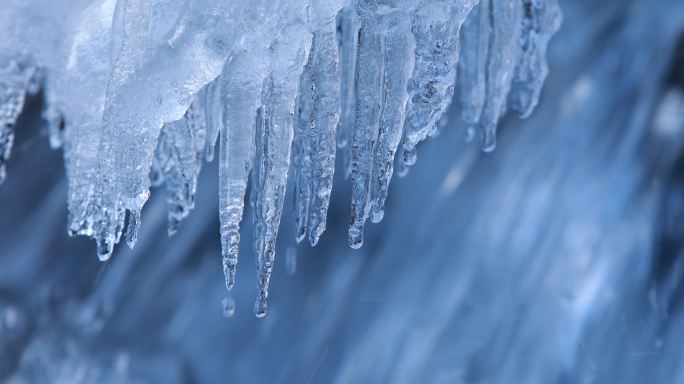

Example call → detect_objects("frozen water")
0 0 562 315
2 0 684 382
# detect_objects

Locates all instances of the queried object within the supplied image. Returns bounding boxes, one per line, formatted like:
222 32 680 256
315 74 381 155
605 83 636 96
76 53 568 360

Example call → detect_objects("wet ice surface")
1 0 561 315
1 0 684 383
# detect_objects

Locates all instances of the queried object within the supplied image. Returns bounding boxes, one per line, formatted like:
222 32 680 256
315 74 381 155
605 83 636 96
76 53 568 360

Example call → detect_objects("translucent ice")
0 55 40 184
0 0 562 315
5 0 684 382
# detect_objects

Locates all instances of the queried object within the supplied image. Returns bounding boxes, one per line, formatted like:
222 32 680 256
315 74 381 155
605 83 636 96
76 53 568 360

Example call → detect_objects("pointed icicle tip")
370 209 384 224
480 127 497 153
348 225 364 249
254 298 267 318
222 243 238 292
96 239 114 262
308 232 320 247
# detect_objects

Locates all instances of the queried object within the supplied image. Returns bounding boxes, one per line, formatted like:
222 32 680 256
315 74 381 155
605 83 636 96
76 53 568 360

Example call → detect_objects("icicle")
293 0 344 246
336 7 360 180
88 0 237 258
349 3 418 246
293 28 341 246
115 1 227 198
458 0 491 140
59 0 118 243
252 78 294 317
0 0 564 315
306 30 340 245
369 11 415 224
509 0 563 118
90 0 153 259
153 100 206 236
293 57 315 243
252 21 311 317
478 0 522 152
252 103 269 318
348 4 385 249
218 41 264 292
399 0 477 168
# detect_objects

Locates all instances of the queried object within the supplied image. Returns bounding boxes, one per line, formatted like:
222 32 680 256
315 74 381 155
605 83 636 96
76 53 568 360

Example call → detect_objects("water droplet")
222 295 236 318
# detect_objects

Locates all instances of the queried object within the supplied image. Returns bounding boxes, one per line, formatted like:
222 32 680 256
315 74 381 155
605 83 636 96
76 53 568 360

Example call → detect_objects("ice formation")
0 0 562 316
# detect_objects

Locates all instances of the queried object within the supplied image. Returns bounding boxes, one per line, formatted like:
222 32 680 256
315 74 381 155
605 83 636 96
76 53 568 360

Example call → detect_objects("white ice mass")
0 0 562 316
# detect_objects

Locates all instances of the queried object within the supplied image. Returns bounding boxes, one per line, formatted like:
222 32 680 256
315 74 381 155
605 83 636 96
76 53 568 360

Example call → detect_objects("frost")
0 0 562 316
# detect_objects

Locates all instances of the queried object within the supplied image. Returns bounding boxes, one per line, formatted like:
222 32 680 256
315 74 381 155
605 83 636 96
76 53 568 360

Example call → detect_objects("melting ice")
0 0 562 316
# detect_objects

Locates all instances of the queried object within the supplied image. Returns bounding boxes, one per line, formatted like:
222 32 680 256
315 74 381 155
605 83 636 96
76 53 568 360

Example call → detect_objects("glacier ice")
0 0 562 316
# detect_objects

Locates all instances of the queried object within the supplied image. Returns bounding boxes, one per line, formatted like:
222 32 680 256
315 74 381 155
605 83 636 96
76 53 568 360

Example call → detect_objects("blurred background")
2 0 684 382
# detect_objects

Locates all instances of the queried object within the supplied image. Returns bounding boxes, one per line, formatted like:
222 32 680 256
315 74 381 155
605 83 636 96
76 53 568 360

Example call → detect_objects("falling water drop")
221 295 236 318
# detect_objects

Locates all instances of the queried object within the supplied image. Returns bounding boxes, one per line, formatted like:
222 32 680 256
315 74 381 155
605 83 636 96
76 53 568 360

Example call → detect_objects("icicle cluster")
0 0 562 316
